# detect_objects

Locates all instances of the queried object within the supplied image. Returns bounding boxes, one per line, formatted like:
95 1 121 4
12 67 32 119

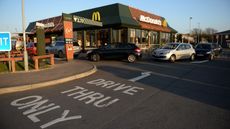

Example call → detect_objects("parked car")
87 43 142 63
46 41 81 58
26 42 37 56
12 40 23 51
152 43 196 62
212 43 222 55
73 42 82 54
195 43 222 60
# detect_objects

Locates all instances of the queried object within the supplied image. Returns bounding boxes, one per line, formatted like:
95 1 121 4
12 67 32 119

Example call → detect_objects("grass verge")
0 59 51 73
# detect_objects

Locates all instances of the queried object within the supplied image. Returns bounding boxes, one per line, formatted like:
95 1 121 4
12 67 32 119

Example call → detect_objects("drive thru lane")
1 60 230 129
0 70 160 129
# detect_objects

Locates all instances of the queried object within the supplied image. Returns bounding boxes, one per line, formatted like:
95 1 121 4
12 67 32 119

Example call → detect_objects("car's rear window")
162 43 179 49
117 43 136 49
196 44 211 49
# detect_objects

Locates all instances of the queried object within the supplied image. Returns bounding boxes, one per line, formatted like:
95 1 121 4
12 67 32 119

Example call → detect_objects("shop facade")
215 30 230 48
26 3 177 51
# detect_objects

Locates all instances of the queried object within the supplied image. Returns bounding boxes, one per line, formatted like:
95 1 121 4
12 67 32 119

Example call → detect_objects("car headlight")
86 50 92 54
206 51 211 54
163 50 170 54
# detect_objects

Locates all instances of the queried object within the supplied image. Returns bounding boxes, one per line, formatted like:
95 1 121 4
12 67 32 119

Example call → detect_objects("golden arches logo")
92 11 101 21
162 20 167 28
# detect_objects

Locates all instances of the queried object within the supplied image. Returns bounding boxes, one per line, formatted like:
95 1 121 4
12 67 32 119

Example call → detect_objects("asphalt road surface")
0 59 230 129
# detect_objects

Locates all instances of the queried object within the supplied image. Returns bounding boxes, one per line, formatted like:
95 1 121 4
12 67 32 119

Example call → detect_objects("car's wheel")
58 51 64 58
91 53 100 62
209 54 214 60
127 54 136 63
190 54 195 61
169 55 176 63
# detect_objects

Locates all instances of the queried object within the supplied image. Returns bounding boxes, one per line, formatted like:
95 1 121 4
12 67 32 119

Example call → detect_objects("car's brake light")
135 48 141 53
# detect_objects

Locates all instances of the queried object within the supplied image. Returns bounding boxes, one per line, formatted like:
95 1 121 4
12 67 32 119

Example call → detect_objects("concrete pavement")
0 60 97 94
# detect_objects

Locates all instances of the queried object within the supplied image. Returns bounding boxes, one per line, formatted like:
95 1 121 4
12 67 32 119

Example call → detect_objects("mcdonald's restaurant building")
26 3 177 51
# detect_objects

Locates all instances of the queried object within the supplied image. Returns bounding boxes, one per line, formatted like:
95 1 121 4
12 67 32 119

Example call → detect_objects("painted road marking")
190 60 209 64
11 95 82 129
10 79 145 128
128 71 152 82
148 71 230 90
61 86 120 108
61 79 145 108
87 79 144 95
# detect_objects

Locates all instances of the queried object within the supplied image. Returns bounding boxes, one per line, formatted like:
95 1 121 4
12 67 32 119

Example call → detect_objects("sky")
0 0 230 34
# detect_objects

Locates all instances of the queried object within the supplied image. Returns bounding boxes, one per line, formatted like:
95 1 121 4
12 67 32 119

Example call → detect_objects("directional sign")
129 71 152 82
0 32 11 51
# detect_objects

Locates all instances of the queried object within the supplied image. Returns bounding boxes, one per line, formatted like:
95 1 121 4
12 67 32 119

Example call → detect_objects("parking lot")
0 57 230 129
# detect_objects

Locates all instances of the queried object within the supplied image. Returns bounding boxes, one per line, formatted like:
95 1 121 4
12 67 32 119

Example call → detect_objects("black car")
87 43 142 63
212 43 222 55
195 43 222 60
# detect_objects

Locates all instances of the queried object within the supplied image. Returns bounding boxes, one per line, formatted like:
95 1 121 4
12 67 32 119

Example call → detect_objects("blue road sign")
0 32 11 51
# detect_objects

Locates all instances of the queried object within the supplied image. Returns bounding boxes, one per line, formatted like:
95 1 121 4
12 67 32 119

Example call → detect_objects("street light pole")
22 0 29 71
198 22 200 43
189 17 192 43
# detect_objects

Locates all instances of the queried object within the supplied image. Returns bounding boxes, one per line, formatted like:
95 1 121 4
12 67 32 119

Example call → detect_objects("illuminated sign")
139 15 162 26
0 32 11 51
92 11 101 21
73 15 102 27
73 16 85 24
162 20 167 28
63 21 73 39
36 22 55 28
44 22 55 28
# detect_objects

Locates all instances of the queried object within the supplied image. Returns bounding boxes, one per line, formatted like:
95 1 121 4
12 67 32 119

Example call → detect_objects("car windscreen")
56 42 65 46
196 44 211 49
100 44 116 49
162 44 179 49
73 42 79 46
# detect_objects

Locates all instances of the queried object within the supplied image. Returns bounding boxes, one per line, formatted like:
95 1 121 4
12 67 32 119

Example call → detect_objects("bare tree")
192 28 201 43
203 28 218 42
191 28 217 43
192 28 200 35
205 28 218 35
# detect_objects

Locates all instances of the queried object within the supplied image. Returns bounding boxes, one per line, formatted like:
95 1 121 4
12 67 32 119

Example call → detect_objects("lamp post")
188 17 192 43
22 0 29 71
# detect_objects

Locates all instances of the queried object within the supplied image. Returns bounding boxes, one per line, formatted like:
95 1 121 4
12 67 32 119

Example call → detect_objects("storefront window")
129 28 135 43
99 29 109 45
90 31 96 47
76 31 83 47
84 30 97 48
160 32 170 44
121 29 128 43
86 31 90 47
149 31 158 44
141 30 149 44
112 29 119 43
135 29 141 44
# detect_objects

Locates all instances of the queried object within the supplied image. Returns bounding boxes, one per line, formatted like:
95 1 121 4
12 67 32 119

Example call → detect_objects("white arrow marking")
129 71 152 82
191 60 209 64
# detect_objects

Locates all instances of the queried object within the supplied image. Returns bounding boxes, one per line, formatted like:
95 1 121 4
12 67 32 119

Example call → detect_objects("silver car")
46 41 81 58
152 43 196 62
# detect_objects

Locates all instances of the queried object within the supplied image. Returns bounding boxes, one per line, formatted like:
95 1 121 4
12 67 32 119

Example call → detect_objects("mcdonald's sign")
92 11 101 21
162 19 167 28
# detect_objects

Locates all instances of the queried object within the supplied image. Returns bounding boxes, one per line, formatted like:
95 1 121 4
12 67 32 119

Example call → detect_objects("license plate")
197 54 204 56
